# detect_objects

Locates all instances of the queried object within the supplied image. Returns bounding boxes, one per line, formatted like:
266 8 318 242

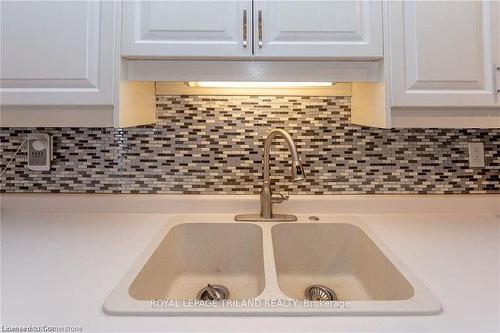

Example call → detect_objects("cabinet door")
122 1 252 58
0 0 115 106
253 0 382 58
390 1 499 107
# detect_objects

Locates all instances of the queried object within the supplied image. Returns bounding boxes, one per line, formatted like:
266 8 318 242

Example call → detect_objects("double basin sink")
104 215 441 315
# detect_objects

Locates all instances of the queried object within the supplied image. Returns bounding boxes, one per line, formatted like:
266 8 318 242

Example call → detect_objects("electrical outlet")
27 133 52 171
468 142 485 168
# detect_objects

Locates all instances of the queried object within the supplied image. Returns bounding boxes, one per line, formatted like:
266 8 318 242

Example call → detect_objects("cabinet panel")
0 0 115 105
253 0 383 58
122 0 252 58
390 1 499 107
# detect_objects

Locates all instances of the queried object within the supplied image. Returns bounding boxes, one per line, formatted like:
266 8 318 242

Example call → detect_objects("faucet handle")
272 192 289 204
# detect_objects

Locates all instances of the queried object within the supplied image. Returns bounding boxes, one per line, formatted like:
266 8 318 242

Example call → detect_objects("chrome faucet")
235 129 306 222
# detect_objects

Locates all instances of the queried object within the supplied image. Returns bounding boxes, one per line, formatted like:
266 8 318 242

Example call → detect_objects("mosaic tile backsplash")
1 96 499 194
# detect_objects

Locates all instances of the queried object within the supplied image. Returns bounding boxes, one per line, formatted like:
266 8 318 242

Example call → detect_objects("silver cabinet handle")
242 9 248 47
258 10 263 48
496 64 500 93
494 64 499 103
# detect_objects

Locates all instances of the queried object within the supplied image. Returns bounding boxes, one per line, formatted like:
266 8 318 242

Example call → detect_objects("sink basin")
129 223 265 300
104 215 441 316
272 223 414 301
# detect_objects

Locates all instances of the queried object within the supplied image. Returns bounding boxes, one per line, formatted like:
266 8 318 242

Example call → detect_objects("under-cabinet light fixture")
185 81 335 88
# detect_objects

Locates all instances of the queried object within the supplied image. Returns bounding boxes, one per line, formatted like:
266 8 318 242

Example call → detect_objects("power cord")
0 138 28 178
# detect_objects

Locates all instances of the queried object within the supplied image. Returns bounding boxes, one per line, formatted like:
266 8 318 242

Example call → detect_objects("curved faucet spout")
263 129 305 184
260 129 306 219
234 128 306 222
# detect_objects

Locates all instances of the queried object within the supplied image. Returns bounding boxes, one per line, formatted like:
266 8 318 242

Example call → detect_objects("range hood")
125 60 379 83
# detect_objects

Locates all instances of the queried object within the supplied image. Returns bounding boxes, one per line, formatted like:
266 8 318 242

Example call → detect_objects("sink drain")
196 284 229 301
305 285 337 301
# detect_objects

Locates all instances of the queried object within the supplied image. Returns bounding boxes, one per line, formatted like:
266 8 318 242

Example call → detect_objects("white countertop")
1 194 499 333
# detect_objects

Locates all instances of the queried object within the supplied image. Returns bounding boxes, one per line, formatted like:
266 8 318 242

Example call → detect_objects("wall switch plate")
468 142 485 168
27 133 52 171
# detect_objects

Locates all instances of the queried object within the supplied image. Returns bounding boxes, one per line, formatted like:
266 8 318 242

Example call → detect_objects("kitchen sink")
104 215 441 316
129 223 265 301
272 223 414 301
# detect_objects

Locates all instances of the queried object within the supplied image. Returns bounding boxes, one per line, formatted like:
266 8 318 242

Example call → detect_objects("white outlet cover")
27 133 52 171
468 142 485 168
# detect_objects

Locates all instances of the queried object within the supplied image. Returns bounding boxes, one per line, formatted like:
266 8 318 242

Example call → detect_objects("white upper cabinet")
253 0 383 58
122 1 253 58
0 0 115 105
390 1 500 107
121 0 382 59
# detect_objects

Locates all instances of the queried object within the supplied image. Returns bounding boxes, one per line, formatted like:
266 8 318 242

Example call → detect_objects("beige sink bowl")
129 223 265 300
104 215 442 316
272 223 414 301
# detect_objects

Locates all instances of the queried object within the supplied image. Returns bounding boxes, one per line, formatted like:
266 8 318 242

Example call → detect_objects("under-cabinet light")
185 81 334 88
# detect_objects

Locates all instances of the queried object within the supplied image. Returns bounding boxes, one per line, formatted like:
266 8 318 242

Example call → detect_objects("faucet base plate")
234 213 297 222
